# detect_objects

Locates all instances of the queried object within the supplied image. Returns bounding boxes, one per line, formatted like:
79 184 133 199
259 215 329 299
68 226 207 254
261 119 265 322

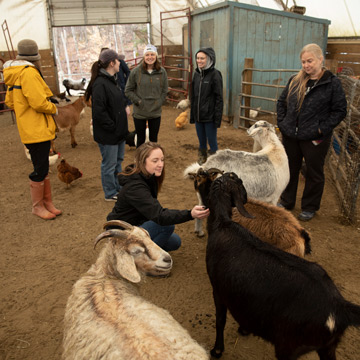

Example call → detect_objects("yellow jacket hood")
3 60 57 144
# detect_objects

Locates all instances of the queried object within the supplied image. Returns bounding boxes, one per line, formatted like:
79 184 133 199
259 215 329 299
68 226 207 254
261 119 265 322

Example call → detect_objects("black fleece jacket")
107 172 193 226
92 69 128 145
190 47 223 127
277 70 347 141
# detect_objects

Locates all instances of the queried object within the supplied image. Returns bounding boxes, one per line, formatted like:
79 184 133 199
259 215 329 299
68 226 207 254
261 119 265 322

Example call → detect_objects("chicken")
24 146 60 168
57 159 82 187
57 91 71 102
250 106 261 119
176 99 190 111
126 128 150 148
175 111 188 130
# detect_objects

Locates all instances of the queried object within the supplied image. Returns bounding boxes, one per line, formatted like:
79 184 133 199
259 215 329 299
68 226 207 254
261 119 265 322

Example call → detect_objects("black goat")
63 78 86 96
206 172 360 359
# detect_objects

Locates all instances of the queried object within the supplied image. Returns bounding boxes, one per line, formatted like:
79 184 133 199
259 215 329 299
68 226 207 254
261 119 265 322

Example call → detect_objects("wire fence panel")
327 72 360 224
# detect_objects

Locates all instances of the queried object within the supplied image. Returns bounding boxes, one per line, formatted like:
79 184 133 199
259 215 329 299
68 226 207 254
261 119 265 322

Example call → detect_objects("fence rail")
234 63 298 129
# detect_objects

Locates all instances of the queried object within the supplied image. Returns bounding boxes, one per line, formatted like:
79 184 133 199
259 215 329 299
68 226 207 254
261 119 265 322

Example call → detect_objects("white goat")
63 78 86 96
62 220 209 360
184 120 289 236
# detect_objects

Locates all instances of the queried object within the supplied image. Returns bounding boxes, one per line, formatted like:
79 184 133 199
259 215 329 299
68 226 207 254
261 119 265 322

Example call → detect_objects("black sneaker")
298 211 315 221
105 195 118 202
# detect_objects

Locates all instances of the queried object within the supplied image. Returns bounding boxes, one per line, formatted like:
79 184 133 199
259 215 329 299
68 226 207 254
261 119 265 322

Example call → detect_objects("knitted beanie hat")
99 49 119 64
16 39 41 61
143 44 158 56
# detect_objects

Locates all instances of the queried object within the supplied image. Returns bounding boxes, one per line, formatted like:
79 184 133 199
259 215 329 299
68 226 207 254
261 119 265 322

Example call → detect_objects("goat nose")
164 255 172 263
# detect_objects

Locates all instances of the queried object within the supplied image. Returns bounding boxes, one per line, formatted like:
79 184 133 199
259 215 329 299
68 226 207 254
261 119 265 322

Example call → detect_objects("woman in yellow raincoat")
3 39 61 220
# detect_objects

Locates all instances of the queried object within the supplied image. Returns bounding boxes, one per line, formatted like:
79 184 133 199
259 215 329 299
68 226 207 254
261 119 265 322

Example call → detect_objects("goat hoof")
210 348 223 358
196 231 205 238
71 143 78 148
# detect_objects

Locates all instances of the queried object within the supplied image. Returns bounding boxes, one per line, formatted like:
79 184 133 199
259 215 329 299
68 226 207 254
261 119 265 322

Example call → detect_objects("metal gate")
234 64 298 129
160 8 192 104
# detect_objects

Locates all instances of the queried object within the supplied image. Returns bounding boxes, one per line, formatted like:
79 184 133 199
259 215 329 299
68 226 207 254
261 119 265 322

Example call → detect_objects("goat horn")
102 220 134 231
94 229 129 249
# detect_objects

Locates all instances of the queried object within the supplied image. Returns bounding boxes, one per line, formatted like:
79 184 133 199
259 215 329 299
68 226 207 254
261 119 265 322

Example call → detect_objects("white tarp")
0 0 359 52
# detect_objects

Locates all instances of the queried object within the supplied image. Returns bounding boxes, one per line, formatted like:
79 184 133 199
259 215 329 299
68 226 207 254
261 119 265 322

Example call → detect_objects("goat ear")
207 168 223 180
248 126 263 138
117 250 141 283
232 185 255 219
235 199 255 219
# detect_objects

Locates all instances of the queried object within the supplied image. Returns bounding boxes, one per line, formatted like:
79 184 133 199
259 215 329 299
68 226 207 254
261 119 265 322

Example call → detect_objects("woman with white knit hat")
125 44 168 147
3 39 62 220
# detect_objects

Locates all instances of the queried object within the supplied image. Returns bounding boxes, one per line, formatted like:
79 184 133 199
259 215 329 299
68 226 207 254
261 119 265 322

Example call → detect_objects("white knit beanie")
143 44 158 56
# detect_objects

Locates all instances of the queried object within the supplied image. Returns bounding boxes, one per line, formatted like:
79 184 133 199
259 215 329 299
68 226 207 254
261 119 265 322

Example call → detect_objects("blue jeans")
98 142 125 198
140 221 181 252
195 121 218 152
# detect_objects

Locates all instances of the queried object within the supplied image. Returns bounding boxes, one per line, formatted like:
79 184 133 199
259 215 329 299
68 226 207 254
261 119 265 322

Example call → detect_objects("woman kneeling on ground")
107 142 209 251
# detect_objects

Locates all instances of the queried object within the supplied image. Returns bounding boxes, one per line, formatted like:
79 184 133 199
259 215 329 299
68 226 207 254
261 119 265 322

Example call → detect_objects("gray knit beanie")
16 39 41 61
99 49 119 64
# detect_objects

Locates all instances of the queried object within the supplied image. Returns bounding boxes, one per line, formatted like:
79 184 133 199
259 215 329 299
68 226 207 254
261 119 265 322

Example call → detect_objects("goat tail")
346 301 360 327
300 229 312 254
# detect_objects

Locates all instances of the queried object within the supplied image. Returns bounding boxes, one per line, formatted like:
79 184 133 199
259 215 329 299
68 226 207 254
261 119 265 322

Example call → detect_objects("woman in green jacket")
125 44 168 147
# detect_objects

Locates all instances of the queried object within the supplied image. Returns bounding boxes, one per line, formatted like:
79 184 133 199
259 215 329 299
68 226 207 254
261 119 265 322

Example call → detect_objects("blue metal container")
191 1 330 119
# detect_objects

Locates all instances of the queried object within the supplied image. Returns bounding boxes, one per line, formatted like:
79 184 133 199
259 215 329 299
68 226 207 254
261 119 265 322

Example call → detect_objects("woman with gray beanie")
3 39 61 220
85 49 128 201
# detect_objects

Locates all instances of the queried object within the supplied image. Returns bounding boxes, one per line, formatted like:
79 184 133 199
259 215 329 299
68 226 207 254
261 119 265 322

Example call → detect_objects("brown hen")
57 159 82 187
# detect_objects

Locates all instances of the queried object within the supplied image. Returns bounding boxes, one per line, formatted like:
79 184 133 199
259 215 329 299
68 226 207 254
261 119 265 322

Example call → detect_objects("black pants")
25 141 51 182
280 135 331 212
133 116 161 147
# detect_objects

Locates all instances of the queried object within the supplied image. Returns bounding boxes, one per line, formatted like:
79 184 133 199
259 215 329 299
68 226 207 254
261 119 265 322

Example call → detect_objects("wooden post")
243 58 253 128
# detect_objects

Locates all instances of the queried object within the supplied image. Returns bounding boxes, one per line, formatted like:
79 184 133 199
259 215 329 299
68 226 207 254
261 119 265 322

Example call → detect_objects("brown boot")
197 149 207 165
30 180 56 220
43 176 62 216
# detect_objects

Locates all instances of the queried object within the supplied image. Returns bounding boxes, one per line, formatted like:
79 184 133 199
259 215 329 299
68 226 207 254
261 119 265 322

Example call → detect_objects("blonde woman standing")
277 43 347 221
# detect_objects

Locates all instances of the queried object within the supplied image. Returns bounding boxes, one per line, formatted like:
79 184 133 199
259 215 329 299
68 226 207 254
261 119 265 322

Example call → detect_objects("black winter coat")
277 70 347 141
190 47 223 128
116 60 131 106
107 172 193 226
92 69 128 145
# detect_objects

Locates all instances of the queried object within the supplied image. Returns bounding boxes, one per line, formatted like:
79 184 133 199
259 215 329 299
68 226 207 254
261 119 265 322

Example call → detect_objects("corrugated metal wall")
47 0 150 26
191 1 330 119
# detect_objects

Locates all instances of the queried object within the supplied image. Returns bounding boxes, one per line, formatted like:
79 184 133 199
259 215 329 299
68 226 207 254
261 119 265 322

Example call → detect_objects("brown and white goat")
62 220 209 360
188 168 311 257
54 96 87 148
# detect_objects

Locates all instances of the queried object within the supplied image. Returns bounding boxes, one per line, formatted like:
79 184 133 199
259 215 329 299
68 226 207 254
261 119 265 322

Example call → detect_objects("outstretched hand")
191 205 210 219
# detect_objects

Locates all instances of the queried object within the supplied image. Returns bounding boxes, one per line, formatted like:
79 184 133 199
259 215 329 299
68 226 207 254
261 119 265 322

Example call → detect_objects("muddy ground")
0 100 359 360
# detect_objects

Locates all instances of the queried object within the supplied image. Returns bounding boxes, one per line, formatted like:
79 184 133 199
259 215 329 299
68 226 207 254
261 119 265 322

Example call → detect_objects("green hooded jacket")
125 62 168 119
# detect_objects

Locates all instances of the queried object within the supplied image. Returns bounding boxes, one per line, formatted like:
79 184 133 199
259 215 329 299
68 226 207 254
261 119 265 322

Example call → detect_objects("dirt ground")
0 100 359 360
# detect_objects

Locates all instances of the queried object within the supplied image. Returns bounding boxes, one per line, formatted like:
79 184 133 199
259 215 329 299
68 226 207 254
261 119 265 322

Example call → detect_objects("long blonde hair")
287 43 325 111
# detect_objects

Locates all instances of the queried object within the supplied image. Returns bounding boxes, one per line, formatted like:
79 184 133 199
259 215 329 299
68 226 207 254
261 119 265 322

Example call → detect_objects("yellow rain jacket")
3 60 57 144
